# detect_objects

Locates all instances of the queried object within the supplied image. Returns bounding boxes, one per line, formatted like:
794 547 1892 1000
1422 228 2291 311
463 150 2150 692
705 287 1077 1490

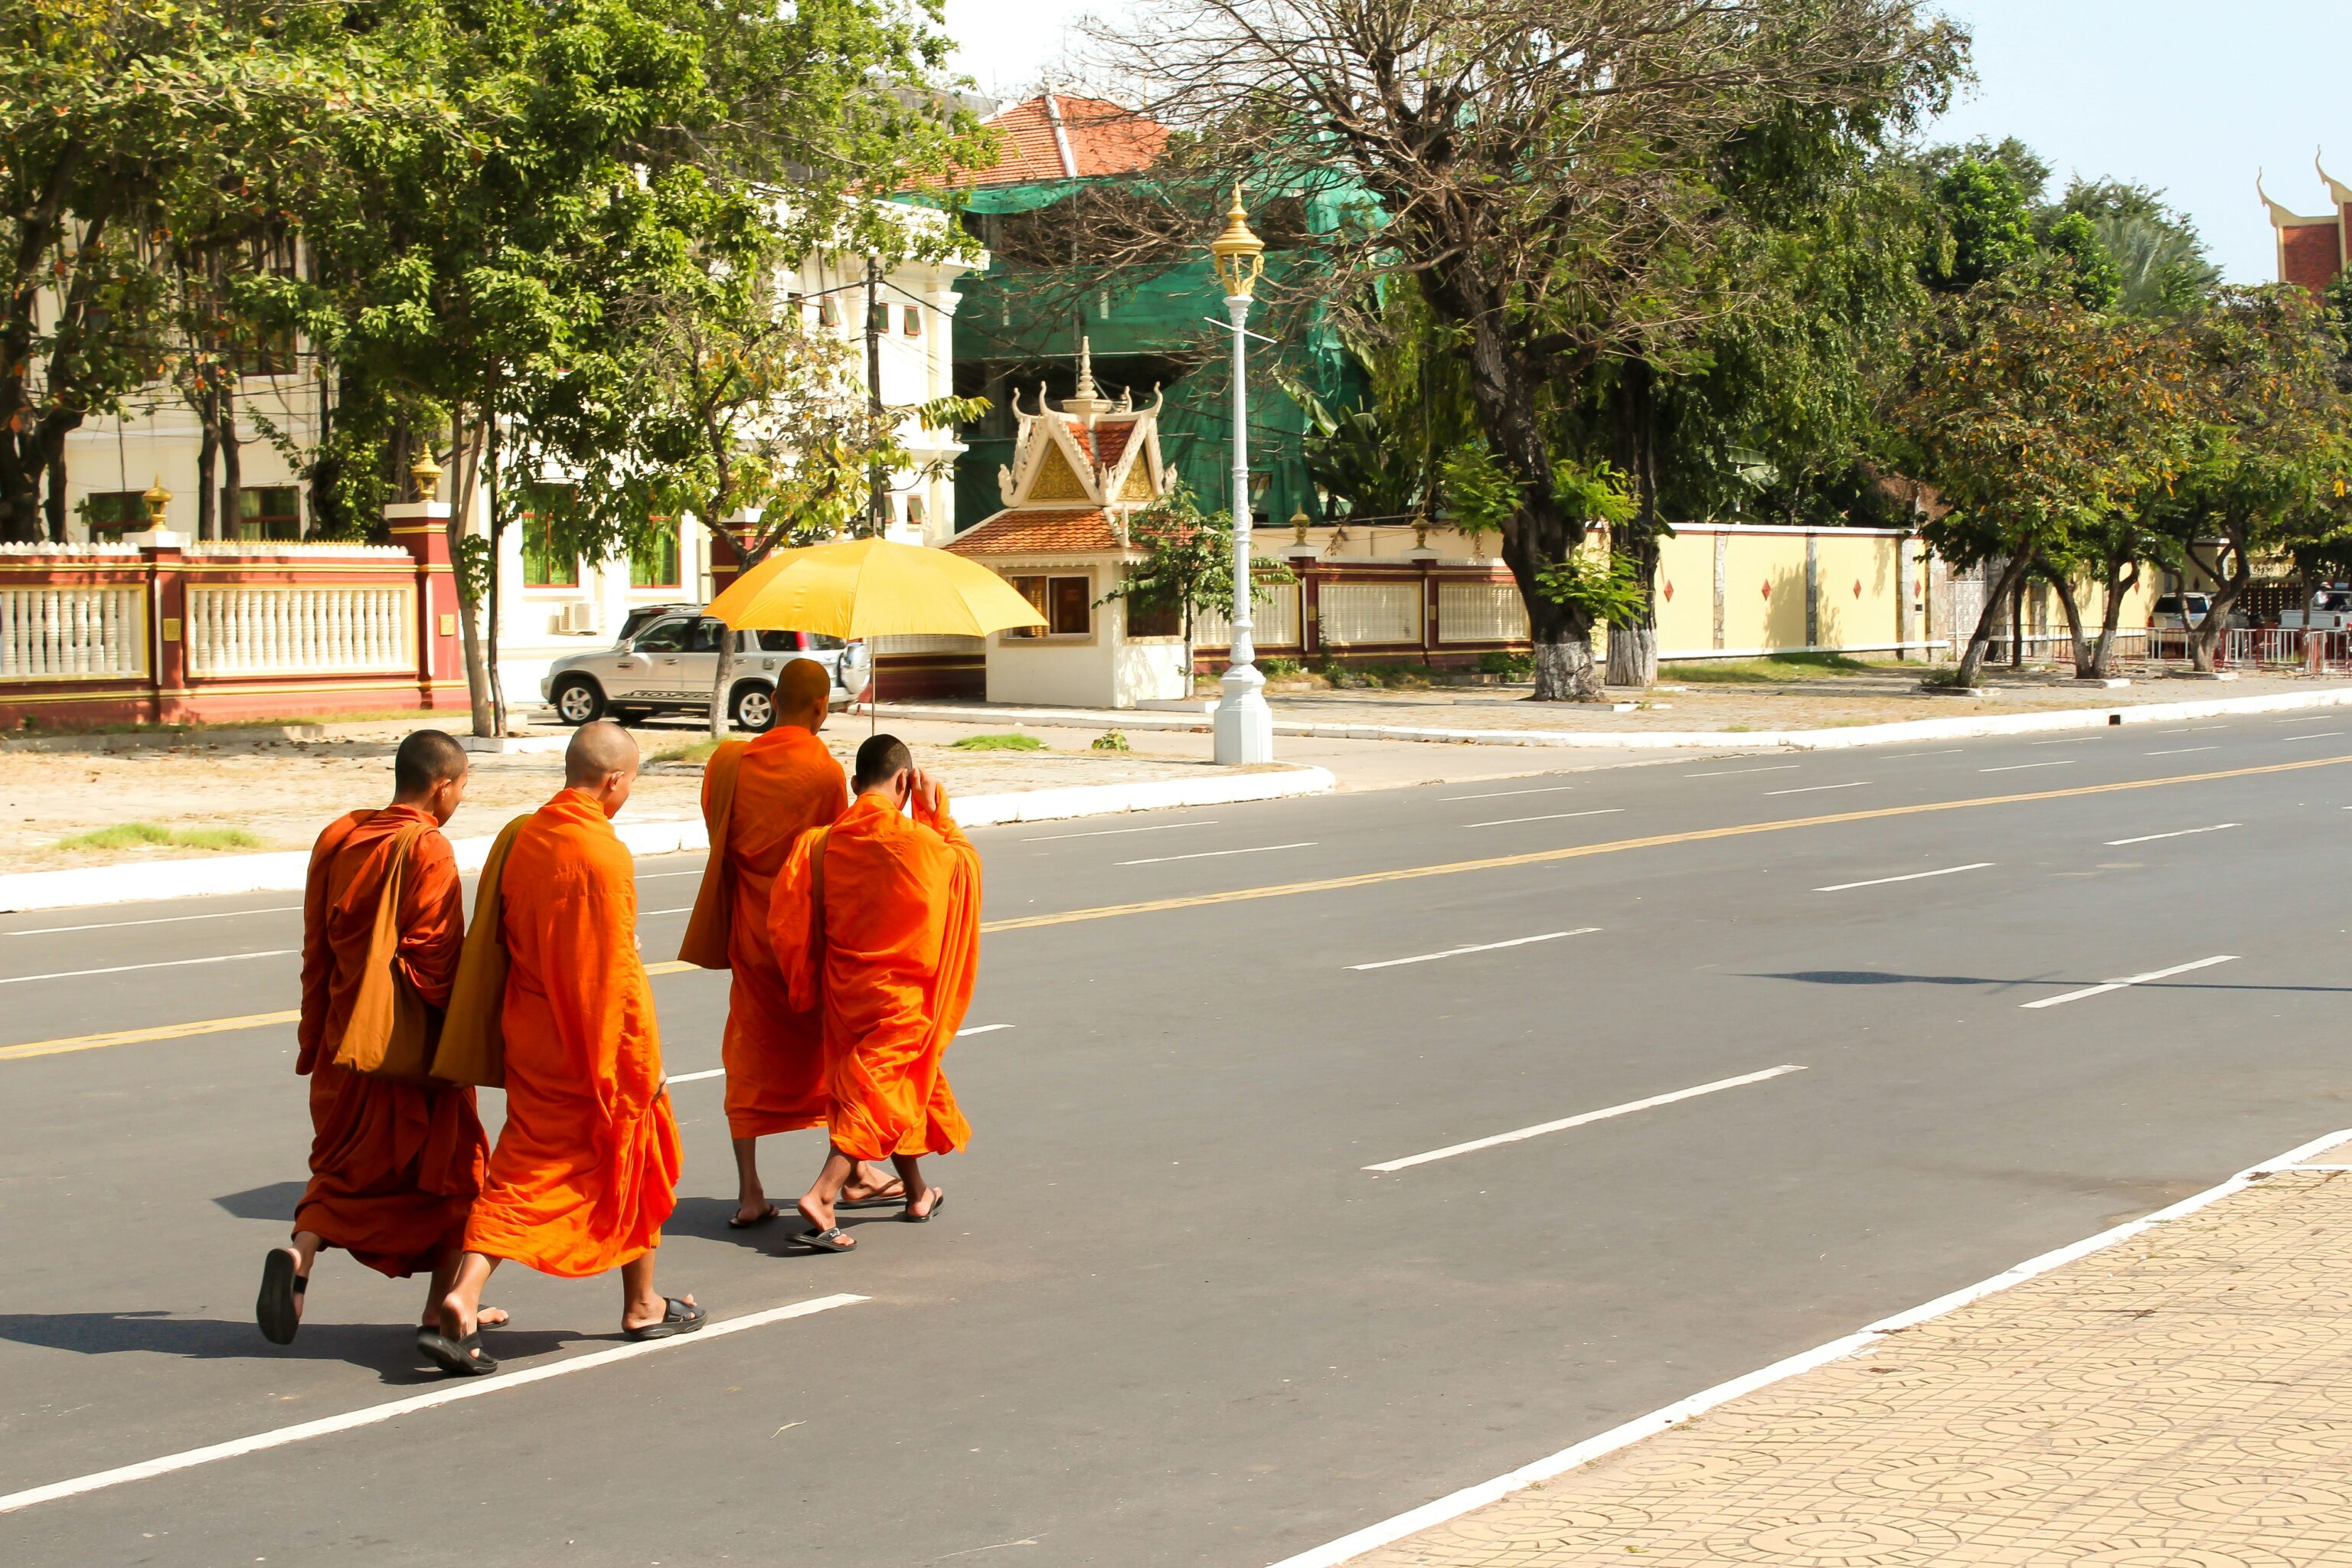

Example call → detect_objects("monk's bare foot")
732 1197 785 1227
795 1194 836 1234
905 1184 945 1221
436 1290 475 1341
841 1165 903 1205
425 1305 508 1328
622 1292 696 1334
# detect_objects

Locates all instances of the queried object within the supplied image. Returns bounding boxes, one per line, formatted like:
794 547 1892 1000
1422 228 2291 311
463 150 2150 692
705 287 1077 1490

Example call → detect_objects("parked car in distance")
2279 590 2352 632
2148 593 2249 630
541 610 867 733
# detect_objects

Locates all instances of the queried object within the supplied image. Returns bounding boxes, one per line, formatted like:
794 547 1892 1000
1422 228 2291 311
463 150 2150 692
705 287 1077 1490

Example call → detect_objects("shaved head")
853 734 913 793
776 658 832 727
566 720 639 789
394 729 469 798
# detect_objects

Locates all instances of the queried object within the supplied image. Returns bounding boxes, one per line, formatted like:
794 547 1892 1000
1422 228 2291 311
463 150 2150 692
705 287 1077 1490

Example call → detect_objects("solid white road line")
0 949 294 987
1766 782 1870 796
2020 953 2238 1010
4 906 300 937
1683 765 1798 778
2105 823 2239 847
1117 841 1315 867
956 1023 1015 1037
2284 730 2347 740
1891 749 1963 757
0 1293 868 1517
2145 746 2217 756
639 907 694 917
1981 760 2073 773
636 870 704 879
1364 1066 1805 1174
1351 929 1599 972
1441 785 1579 802
1021 820 1217 842
1269 1125 2352 1568
1462 808 1625 828
1814 862 1993 893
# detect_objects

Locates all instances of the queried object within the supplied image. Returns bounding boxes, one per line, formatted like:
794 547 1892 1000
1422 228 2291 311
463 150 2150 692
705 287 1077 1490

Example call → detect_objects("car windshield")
631 618 688 652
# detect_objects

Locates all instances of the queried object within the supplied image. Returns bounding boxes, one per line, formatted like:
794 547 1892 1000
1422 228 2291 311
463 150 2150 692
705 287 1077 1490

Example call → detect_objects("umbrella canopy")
704 535 1046 639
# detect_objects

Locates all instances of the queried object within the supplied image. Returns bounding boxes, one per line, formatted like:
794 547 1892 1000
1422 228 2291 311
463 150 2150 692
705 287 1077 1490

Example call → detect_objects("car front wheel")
552 675 606 726
730 681 776 733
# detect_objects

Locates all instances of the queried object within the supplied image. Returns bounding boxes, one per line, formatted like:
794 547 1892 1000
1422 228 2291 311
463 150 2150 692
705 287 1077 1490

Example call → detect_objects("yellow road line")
977 753 2352 933
8 753 2345 1063
0 1010 302 1062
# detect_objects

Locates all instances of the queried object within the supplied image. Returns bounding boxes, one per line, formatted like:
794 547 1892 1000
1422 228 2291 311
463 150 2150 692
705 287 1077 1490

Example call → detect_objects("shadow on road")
0 1311 580 1382
211 1180 305 1220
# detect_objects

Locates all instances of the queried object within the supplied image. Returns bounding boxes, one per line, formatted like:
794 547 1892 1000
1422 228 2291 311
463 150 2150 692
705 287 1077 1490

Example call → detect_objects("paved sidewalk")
1338 1137 2352 1568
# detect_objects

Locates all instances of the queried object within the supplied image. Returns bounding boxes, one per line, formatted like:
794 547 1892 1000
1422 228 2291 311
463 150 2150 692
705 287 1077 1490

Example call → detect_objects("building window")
520 485 579 587
902 305 922 336
1004 573 1093 639
630 521 681 588
818 296 841 328
1125 593 1181 638
230 486 301 541
80 492 149 535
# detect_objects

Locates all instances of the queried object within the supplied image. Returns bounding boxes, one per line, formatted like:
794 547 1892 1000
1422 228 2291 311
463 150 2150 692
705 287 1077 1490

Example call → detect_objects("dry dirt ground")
0 715 1215 872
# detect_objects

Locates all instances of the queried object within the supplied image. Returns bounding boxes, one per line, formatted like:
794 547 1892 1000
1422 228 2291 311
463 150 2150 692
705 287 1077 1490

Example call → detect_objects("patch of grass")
1475 650 1535 679
1315 658 1434 690
1257 657 1305 679
1091 730 1132 752
55 821 262 853
951 733 1045 751
651 738 724 766
1659 652 1870 684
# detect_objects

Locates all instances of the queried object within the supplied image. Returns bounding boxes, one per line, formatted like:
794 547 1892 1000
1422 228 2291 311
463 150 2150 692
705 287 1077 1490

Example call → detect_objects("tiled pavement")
1348 1138 2352 1568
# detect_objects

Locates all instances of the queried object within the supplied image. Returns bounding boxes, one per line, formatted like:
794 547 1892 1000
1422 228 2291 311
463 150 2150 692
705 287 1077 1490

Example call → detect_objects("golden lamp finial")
1209 183 1266 301
409 449 444 502
140 475 172 527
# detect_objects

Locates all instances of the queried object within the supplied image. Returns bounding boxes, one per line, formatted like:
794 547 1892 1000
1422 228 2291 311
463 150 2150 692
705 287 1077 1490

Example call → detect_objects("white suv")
541 612 867 733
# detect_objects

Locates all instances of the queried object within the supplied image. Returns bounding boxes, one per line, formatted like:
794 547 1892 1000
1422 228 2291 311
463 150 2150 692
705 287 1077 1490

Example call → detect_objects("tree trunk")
485 407 509 735
707 626 734 740
217 377 243 539
446 413 496 738
1954 552 2033 688
2046 570 2092 675
194 381 220 541
1605 624 1656 688
2186 525 2251 673
1606 361 1661 689
41 445 67 542
2092 560 2138 678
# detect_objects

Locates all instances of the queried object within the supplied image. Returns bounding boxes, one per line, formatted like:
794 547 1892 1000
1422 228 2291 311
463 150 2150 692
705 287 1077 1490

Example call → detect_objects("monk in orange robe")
425 722 697 1376
677 659 900 1227
260 729 501 1349
770 733 981 1252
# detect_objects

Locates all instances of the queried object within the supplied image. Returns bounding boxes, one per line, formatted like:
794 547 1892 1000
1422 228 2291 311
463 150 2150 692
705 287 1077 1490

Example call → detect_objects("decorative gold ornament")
141 475 172 526
1208 184 1266 300
1291 507 1311 545
410 450 444 501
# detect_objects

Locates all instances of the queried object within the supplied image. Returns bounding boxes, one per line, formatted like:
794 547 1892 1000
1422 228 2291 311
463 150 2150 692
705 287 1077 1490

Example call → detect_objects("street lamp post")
1210 185 1274 766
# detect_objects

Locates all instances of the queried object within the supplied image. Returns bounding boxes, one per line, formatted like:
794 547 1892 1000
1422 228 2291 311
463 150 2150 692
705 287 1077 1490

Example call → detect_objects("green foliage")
1929 155 2041 292
951 733 1044 751
2064 180 2219 318
1257 657 1305 678
1089 730 1132 752
1099 479 1295 639
54 821 261 852
1534 551 1651 622
1659 654 1867 683
1475 651 1534 679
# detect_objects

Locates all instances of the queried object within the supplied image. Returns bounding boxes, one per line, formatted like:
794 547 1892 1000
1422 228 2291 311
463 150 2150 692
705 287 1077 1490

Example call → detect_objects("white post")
1213 291 1274 765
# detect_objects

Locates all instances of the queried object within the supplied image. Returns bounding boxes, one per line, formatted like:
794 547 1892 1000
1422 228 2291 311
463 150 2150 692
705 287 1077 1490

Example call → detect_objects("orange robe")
294 805 487 1278
462 789 681 1277
770 791 980 1162
694 729 848 1139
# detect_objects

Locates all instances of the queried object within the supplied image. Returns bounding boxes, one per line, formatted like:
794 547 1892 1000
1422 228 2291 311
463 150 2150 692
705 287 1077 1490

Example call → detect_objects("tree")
1098 478 1294 683
2159 286 2352 672
1096 0 1964 699
2063 180 2219 319
1893 283 2184 688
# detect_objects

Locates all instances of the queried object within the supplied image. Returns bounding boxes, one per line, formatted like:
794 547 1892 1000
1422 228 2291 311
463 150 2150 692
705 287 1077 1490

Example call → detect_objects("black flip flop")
256 1249 306 1345
417 1328 498 1377
727 1204 786 1230
902 1189 946 1224
624 1296 707 1341
796 1226 857 1253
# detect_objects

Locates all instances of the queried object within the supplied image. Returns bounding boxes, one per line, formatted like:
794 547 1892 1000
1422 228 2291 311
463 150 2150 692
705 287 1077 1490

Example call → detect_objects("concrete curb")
874 685 2352 751
0 766 1339 913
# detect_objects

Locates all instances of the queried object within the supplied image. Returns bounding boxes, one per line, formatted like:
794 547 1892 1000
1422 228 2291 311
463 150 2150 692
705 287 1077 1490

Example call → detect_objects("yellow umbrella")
704 535 1044 727
706 535 1044 639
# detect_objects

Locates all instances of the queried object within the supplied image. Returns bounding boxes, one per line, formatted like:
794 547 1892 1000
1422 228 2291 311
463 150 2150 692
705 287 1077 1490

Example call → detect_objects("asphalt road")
5 714 2352 1565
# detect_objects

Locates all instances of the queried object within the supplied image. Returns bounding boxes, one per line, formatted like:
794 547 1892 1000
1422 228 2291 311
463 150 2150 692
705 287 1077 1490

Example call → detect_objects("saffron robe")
460 789 681 1277
769 790 980 1162
294 805 486 1277
678 729 848 1139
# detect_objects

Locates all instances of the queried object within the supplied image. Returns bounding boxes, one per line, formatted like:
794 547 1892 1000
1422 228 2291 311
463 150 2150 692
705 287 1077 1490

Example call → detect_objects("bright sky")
939 0 2350 285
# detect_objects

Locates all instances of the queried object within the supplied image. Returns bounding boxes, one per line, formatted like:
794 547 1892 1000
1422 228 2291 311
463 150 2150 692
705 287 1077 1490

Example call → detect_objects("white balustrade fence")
1194 583 1302 648
1318 580 1422 646
187 585 414 676
1436 580 1530 643
0 586 148 680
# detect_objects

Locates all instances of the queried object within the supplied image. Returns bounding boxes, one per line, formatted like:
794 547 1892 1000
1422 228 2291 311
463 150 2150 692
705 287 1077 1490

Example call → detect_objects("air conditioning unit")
558 603 597 635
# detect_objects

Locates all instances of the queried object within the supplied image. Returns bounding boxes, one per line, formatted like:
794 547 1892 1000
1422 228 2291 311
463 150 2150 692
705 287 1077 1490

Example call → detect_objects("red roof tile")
1063 416 1140 467
946 508 1122 556
960 96 1169 188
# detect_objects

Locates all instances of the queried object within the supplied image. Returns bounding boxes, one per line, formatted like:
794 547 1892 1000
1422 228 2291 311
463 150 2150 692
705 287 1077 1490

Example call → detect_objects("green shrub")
1475 651 1535 679
1092 730 1132 752
952 733 1045 751
1258 657 1303 678
55 822 262 852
